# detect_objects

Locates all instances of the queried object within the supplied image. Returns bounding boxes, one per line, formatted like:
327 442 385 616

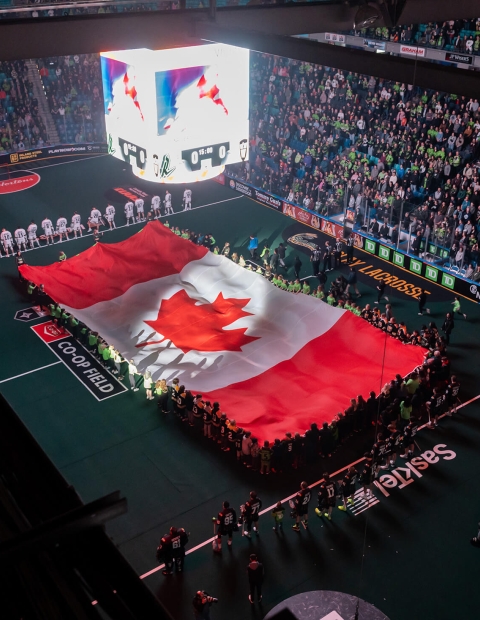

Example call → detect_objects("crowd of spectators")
350 19 480 54
0 1 181 21
0 61 49 154
37 55 106 145
228 52 480 277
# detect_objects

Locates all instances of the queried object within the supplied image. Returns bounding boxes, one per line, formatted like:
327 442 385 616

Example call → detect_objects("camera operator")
193 590 218 619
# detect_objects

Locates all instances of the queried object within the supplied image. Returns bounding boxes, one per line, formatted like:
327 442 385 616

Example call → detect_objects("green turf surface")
0 155 479 620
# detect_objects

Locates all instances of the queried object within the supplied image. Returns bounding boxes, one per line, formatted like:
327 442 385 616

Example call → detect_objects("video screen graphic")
101 45 249 184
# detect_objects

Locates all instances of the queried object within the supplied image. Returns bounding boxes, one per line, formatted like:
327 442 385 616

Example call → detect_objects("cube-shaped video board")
101 44 249 183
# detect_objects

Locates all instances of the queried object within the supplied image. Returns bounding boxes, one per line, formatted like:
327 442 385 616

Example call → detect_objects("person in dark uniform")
310 247 321 276
360 452 374 498
219 412 228 448
242 491 263 538
169 378 180 415
176 385 187 421
417 288 431 316
400 417 419 459
346 236 355 264
247 554 265 604
441 312 454 344
215 501 237 551
203 401 213 438
192 394 205 428
334 237 343 268
294 256 302 279
278 243 287 268
156 526 189 575
375 278 389 304
371 433 386 476
211 402 221 441
427 386 445 429
338 466 358 511
445 376 461 416
323 241 332 272
16 251 25 281
234 425 243 461
385 421 401 468
315 473 337 520
292 481 311 531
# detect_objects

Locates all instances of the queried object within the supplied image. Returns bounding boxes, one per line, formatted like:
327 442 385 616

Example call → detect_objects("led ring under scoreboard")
182 142 230 172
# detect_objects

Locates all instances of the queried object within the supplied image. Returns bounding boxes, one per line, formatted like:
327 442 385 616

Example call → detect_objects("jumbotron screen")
101 45 249 183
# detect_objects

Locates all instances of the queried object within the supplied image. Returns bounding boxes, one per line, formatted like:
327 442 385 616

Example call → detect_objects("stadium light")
353 2 381 29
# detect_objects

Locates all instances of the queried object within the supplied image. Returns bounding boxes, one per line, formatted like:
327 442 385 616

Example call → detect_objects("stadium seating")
227 53 480 277
0 60 48 154
37 56 105 145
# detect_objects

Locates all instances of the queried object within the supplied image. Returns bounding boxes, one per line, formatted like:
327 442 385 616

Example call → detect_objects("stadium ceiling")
1 0 479 62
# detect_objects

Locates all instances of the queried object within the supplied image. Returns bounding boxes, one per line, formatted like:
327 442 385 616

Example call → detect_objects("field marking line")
136 393 480 582
0 154 108 175
0 361 62 383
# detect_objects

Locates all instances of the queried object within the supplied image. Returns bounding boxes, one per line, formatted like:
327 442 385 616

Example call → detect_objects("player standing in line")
152 196 162 219
156 526 189 576
360 452 374 498
385 421 401 468
1 228 14 257
90 206 103 232
445 375 461 416
14 227 27 252
400 417 419 459
56 216 69 242
338 466 358 511
42 216 55 245
371 433 387 476
143 370 154 400
242 491 263 538
214 500 237 552
134 197 145 221
292 481 311 531
183 187 192 211
427 386 445 429
151 194 161 218
124 200 135 226
104 204 116 230
27 220 40 249
315 473 337 521
164 190 174 216
71 211 83 238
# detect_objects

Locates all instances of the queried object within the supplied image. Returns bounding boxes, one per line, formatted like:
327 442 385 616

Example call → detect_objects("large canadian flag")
21 222 425 439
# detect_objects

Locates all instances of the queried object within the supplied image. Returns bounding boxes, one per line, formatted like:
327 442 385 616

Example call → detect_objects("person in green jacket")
302 281 311 295
292 279 302 293
102 342 112 368
327 293 336 305
88 331 98 354
452 296 467 320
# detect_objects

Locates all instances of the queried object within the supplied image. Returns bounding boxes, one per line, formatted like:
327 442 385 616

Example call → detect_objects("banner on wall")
399 45 426 57
0 143 108 167
222 172 478 304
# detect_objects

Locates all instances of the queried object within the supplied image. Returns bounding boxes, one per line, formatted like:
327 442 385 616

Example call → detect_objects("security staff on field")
156 526 189 575
310 246 321 276
334 237 343 269
323 241 333 272
346 235 355 264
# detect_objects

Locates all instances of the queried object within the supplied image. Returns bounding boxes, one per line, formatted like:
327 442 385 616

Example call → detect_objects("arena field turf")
0 154 479 620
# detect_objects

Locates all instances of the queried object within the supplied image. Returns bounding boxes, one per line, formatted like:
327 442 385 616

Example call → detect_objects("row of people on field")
0 189 193 255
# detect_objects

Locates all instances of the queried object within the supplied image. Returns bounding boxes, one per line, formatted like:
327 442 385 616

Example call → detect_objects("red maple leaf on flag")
138 289 259 353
